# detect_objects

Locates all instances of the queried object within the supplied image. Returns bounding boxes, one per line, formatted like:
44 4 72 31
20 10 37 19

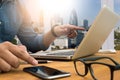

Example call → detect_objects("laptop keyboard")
47 50 75 56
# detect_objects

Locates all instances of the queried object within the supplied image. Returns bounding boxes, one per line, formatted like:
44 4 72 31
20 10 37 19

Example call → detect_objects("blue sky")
24 0 120 27
75 0 101 26
114 0 120 14
74 0 120 26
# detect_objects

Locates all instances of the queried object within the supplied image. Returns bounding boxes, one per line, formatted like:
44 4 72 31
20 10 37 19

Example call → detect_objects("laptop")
30 6 120 61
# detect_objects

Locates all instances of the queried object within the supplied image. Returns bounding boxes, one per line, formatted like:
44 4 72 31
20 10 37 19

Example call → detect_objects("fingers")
65 24 85 30
0 50 20 68
53 24 84 37
64 25 84 38
0 58 11 72
18 45 27 51
7 43 38 65
0 42 38 72
67 30 77 38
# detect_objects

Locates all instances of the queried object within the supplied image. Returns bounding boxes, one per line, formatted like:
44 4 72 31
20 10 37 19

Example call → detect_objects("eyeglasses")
73 56 120 80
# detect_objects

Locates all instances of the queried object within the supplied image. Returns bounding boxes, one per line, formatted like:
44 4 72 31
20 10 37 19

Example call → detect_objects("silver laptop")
30 6 120 61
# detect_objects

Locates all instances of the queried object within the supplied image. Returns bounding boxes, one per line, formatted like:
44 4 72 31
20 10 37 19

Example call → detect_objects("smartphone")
23 66 71 80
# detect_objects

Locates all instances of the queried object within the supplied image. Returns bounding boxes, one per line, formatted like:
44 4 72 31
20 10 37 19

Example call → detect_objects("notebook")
30 6 120 61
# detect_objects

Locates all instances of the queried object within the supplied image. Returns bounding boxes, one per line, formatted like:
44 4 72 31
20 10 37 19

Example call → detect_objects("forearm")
17 26 48 52
43 30 56 47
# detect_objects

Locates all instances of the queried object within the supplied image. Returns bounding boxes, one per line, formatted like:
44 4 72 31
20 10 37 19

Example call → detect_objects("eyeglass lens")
90 64 111 80
75 61 112 80
75 61 86 76
74 58 120 80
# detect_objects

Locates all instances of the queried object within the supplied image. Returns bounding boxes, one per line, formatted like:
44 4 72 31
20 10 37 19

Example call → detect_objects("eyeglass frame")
73 56 120 80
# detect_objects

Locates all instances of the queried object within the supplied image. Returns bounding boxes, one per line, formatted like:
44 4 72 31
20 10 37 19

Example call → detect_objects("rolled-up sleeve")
17 26 48 52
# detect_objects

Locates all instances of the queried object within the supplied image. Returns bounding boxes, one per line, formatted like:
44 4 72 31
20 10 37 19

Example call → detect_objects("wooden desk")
1 51 120 80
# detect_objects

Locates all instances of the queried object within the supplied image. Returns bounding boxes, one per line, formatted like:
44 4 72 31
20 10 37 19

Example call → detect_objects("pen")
37 60 48 64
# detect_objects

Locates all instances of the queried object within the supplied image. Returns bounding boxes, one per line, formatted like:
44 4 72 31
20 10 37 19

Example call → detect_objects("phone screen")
23 66 71 80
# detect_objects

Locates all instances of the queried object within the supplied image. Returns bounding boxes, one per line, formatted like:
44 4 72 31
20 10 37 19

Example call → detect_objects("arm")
16 0 84 52
17 24 84 52
16 0 48 52
43 24 84 47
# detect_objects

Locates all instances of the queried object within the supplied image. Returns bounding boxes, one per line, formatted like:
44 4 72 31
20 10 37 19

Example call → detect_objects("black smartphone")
23 66 71 80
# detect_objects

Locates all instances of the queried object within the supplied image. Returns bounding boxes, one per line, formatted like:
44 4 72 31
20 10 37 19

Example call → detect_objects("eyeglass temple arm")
81 56 119 65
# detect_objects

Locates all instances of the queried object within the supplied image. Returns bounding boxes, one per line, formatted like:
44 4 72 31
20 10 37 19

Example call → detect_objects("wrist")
51 25 59 37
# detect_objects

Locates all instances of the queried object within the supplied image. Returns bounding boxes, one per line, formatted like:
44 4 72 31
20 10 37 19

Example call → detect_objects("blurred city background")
20 0 120 50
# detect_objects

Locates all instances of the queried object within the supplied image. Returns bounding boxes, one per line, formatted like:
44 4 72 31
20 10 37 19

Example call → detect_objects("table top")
1 51 120 80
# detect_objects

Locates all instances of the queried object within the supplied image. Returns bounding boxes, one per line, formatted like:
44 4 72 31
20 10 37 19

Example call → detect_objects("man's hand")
54 24 84 38
0 41 38 72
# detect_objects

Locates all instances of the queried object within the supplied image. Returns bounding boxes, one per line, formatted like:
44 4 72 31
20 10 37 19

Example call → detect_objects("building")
83 19 89 30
